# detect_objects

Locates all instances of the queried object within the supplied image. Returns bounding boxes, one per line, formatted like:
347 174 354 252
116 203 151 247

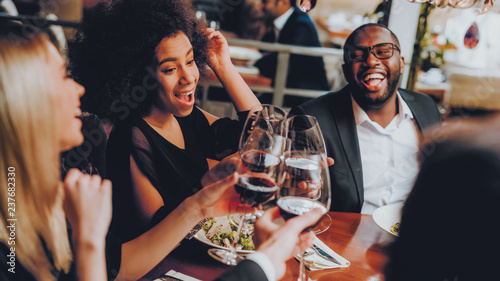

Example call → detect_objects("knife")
312 244 342 265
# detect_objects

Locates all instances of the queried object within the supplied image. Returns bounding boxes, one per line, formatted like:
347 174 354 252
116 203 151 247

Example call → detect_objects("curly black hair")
69 0 209 120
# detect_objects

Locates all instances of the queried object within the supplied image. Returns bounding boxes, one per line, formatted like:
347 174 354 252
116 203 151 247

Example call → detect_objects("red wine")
235 176 278 207
241 150 280 174
277 197 327 231
284 157 321 183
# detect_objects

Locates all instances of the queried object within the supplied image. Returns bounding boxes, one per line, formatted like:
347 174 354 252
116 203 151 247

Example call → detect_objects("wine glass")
208 105 286 266
277 115 331 281
239 104 287 151
231 104 287 227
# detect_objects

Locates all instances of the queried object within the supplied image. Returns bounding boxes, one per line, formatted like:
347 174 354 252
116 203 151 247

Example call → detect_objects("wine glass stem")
298 251 307 281
224 214 246 264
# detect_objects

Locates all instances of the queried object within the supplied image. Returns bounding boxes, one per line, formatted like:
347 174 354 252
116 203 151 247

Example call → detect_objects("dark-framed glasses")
347 43 400 63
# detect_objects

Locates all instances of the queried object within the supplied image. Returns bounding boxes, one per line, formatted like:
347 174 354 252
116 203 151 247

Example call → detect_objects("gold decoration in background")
407 0 495 14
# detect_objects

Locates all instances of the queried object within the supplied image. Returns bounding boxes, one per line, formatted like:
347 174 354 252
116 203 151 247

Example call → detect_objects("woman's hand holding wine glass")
208 104 287 265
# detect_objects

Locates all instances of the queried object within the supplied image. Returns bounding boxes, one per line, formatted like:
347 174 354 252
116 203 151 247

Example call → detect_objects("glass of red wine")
234 104 287 222
277 115 331 281
208 104 286 265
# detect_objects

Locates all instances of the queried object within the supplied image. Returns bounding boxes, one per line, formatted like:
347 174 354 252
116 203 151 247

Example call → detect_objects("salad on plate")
201 216 255 251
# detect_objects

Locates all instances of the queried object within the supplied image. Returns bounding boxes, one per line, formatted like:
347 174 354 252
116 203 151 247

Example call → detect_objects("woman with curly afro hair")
70 0 261 242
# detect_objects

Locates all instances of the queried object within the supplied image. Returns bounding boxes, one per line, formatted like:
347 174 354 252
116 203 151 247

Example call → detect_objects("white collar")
351 91 414 127
274 8 294 32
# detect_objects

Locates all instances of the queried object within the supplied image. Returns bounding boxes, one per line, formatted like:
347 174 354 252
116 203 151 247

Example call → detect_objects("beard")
351 71 400 110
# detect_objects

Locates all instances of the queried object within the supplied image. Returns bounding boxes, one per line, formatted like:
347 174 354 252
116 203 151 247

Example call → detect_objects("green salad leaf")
203 217 255 251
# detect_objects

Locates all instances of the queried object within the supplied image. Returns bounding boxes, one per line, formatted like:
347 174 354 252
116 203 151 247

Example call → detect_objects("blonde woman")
0 22 112 281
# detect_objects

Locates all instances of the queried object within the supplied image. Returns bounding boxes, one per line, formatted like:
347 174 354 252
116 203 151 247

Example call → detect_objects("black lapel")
331 87 364 208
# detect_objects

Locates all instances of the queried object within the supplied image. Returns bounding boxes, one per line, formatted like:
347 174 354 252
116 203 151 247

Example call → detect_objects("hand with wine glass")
236 104 287 227
277 115 331 281
208 104 287 265
253 206 323 280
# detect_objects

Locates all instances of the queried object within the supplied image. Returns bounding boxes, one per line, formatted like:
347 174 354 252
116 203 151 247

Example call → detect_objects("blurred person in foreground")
385 114 500 280
255 0 329 93
291 23 441 214
0 23 321 281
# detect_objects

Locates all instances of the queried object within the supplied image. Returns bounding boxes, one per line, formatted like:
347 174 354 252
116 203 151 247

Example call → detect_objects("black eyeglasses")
347 43 400 63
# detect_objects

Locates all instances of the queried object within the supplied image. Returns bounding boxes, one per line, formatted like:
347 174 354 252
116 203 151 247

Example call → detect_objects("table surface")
139 212 394 281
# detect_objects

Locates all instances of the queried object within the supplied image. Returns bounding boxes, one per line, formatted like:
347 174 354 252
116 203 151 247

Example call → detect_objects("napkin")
153 270 201 281
297 237 350 271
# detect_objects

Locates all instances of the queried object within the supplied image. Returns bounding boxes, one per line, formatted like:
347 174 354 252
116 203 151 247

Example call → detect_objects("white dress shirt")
351 92 420 215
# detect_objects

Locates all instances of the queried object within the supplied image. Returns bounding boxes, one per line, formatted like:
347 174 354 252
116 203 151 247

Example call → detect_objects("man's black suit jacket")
290 85 441 212
214 260 268 281
254 6 329 91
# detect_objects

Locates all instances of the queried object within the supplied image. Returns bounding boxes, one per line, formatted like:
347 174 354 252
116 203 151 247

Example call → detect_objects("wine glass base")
312 213 332 235
207 248 245 266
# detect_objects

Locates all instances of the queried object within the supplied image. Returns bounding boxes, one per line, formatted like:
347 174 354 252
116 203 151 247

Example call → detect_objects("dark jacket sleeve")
213 260 268 281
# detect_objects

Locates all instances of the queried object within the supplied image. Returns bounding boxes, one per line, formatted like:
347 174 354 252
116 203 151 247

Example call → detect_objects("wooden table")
139 212 394 281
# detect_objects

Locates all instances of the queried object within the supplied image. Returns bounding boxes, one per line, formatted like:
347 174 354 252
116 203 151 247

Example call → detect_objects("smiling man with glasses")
290 23 441 215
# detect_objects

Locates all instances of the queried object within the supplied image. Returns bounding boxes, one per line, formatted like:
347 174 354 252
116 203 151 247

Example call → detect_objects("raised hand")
201 152 240 187
63 169 112 243
254 207 323 280
205 28 231 71
195 170 257 219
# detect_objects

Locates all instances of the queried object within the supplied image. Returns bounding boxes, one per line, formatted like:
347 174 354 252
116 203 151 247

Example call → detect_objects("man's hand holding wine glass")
254 207 323 280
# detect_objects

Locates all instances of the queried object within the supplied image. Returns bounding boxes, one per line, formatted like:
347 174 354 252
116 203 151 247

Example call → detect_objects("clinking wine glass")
277 115 331 281
239 104 287 152
233 104 287 225
208 105 286 265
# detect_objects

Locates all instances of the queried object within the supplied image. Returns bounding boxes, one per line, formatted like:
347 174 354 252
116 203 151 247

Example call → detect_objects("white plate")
193 216 254 254
372 203 403 237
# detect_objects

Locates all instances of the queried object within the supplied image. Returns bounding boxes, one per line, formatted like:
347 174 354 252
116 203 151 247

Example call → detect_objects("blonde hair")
0 28 72 280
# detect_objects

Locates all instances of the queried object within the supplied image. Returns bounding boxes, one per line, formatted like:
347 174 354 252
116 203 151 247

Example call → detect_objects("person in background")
0 23 320 281
60 113 108 178
385 114 500 280
290 23 441 214
254 0 329 98
70 0 261 242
